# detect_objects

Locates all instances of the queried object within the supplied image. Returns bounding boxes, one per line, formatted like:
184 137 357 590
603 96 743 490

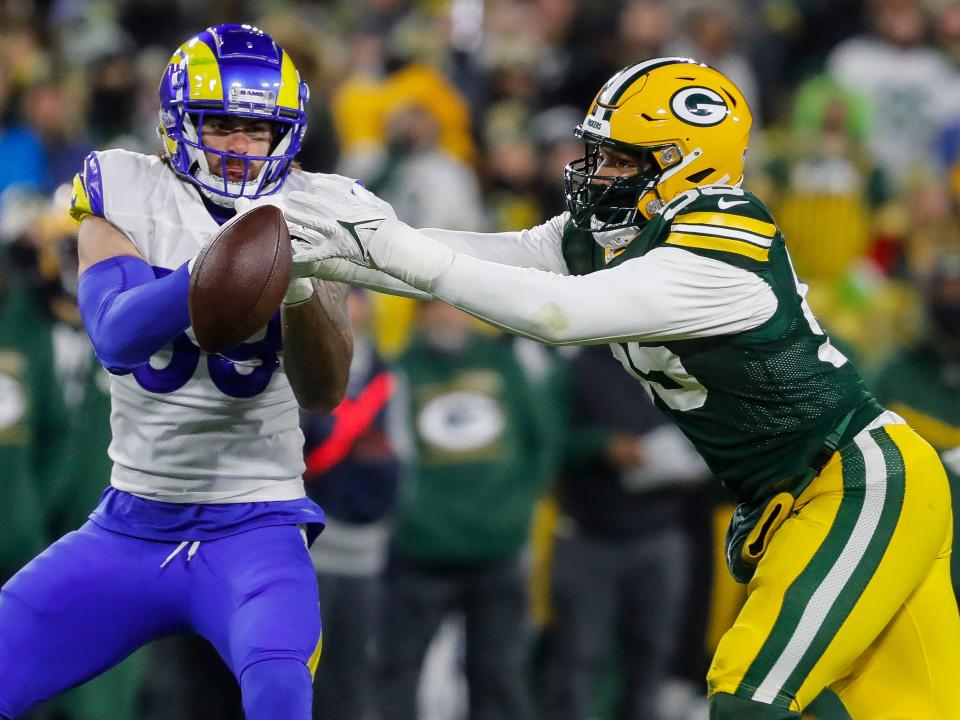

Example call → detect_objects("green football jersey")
562 186 882 504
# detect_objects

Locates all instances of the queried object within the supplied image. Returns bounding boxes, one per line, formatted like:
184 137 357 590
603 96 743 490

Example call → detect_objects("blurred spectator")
359 91 485 358
266 12 342 173
379 301 559 720
871 250 960 600
0 194 67 586
86 50 141 148
333 17 477 181
303 289 400 720
538 0 664 109
373 102 485 229
530 105 584 218
618 0 673 62
542 344 708 720
827 0 960 189
934 0 960 67
117 0 190 53
23 78 91 190
0 65 45 195
667 1 762 122
762 74 885 282
483 131 544 232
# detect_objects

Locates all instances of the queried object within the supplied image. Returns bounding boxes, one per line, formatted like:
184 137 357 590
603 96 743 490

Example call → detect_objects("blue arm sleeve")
77 255 192 374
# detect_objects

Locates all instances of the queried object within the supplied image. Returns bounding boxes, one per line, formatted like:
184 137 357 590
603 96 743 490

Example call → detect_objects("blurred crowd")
3 0 960 718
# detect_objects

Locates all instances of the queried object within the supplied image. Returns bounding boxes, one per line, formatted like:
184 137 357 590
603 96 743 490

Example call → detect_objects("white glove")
233 195 315 304
284 177 397 267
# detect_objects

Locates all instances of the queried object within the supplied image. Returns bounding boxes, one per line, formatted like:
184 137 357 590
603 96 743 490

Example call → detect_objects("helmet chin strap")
590 223 639 249
191 164 280 208
192 168 261 208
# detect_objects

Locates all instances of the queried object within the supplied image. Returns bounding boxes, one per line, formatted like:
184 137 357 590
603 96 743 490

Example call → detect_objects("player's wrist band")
283 278 315 305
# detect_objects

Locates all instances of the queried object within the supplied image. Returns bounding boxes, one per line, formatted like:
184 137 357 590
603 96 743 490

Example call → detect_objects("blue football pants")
0 521 321 719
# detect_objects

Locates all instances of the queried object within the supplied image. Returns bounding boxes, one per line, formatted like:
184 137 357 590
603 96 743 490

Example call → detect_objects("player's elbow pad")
78 256 192 373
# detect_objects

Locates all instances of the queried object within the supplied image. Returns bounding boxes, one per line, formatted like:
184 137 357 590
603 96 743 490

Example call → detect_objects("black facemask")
563 133 666 232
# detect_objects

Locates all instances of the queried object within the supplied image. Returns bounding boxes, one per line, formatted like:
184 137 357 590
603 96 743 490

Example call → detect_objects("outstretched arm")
350 220 779 345
295 219 573 301
284 179 570 299
417 216 569 273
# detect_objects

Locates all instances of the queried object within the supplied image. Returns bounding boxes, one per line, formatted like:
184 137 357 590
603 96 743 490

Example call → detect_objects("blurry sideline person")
0 65 45 195
302 288 400 720
872 251 960 599
543 343 708 720
282 58 960 719
366 102 486 357
372 103 485 232
827 0 960 189
379 301 558 720
0 24 353 720
0 199 67 584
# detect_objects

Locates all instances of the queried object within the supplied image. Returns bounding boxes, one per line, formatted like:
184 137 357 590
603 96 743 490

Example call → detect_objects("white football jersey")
80 149 338 503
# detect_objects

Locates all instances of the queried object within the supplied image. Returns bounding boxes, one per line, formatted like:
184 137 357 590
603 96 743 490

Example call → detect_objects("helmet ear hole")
686 168 714 184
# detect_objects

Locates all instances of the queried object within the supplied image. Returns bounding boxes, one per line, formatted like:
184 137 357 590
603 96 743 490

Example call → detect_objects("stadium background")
1 0 960 718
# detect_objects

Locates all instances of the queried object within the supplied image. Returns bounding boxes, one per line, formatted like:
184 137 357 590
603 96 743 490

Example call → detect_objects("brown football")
189 204 292 353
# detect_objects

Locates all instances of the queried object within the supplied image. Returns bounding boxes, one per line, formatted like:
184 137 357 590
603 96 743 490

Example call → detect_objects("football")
188 204 292 353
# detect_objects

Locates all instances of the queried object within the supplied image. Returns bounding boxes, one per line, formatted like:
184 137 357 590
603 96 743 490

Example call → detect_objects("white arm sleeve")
429 247 777 344
312 214 568 300
311 258 432 300
419 213 569 274
368 220 778 344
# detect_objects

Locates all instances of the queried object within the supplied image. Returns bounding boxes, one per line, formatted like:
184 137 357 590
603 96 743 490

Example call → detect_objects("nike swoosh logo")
337 219 381 259
717 198 749 209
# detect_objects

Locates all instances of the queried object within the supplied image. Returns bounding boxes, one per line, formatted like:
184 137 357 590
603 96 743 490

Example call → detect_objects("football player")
282 58 960 718
0 24 352 720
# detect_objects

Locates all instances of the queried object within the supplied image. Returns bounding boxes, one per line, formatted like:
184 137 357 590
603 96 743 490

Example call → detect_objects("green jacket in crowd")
872 342 960 598
0 278 68 577
391 333 560 564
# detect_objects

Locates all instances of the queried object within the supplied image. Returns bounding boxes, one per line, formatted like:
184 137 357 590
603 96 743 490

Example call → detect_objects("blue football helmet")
157 24 309 205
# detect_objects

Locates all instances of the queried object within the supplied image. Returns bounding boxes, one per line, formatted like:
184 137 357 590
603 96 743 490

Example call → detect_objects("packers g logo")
670 87 728 126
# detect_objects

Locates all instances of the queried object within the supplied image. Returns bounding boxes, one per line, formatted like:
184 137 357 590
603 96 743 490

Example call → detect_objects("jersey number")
611 344 707 411
133 316 282 398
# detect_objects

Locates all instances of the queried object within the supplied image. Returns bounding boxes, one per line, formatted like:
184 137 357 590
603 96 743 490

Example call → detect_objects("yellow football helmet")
564 57 752 230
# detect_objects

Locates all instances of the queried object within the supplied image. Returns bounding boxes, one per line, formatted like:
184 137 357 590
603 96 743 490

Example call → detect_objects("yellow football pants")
708 423 960 718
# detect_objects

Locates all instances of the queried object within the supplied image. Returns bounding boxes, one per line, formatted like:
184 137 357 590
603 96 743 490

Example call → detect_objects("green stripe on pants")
779 428 905 697
736 438 868 704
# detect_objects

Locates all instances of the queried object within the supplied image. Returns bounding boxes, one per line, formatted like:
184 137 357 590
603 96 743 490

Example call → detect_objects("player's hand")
233 196 318 303
284 177 396 266
289 236 325 279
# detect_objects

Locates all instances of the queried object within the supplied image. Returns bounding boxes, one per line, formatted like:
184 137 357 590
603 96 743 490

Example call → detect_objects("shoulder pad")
658 187 778 264
286 170 356 194
69 150 163 223
69 152 105 223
